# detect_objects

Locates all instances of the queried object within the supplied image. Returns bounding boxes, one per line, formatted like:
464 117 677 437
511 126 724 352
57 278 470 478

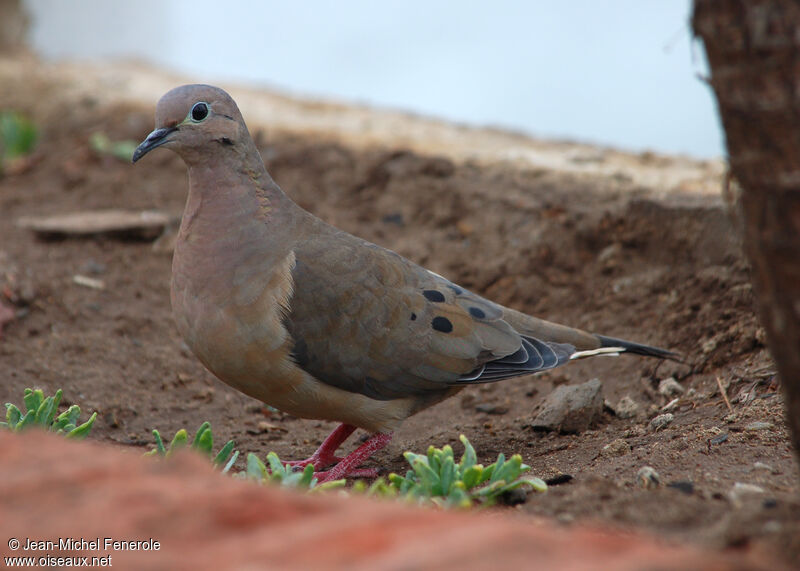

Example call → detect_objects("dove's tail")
569 335 679 361
590 334 681 361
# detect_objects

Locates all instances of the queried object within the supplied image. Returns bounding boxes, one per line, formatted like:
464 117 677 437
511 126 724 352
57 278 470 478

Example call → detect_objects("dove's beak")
132 126 177 163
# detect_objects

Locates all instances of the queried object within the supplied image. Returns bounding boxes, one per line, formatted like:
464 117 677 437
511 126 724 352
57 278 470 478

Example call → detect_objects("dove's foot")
311 431 393 482
285 423 357 471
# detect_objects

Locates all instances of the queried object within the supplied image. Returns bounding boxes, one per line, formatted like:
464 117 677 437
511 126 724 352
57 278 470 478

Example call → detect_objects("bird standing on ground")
133 84 674 481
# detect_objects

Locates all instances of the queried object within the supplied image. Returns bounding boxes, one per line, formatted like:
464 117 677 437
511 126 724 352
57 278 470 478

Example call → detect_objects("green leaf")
265 451 287 475
408 456 439 492
460 465 483 490
65 412 96 439
489 453 506 483
168 429 188 454
312 478 347 492
459 434 477 471
388 473 407 489
89 132 138 162
36 389 62 427
0 112 37 160
151 429 166 456
439 455 456 495
23 388 42 415
298 464 316 487
193 424 214 455
521 477 548 493
6 403 22 428
213 440 236 467
246 452 268 480
191 421 211 447
221 450 239 474
17 409 35 430
427 444 441 474
55 406 81 431
441 444 454 464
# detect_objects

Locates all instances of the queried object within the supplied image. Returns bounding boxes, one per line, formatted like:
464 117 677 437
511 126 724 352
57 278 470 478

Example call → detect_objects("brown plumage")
133 84 675 481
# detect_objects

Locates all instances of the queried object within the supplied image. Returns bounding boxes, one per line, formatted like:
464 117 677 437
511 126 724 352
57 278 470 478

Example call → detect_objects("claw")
273 423 392 481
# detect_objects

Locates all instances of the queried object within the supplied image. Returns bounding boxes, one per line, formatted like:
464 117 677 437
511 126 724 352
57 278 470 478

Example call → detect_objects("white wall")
24 0 722 158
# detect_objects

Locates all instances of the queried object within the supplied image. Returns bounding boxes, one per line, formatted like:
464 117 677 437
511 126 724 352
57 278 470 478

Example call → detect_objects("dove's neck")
182 142 293 236
174 146 302 296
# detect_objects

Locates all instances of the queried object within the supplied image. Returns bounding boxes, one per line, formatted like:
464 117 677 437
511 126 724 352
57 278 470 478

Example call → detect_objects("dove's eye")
190 102 209 122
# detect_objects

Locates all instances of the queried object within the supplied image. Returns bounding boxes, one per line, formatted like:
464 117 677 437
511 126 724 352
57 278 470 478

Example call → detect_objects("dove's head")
132 84 249 164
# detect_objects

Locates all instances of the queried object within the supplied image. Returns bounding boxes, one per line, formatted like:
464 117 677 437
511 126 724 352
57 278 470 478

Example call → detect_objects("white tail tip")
570 347 623 360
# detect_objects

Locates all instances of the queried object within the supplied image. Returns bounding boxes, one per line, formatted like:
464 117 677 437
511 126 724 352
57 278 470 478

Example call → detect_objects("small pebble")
745 421 773 432
636 466 661 489
661 398 680 412
649 413 674 431
728 482 765 507
732 482 765 494
475 403 509 415
614 396 639 419
752 462 775 474
72 274 105 290
600 438 631 458
257 420 287 433
709 433 729 446
658 377 684 397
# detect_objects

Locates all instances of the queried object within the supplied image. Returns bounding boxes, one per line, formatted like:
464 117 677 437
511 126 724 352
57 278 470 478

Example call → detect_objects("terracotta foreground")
0 432 781 570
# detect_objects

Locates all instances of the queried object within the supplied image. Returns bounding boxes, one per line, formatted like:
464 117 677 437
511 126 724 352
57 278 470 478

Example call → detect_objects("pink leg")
285 423 356 471
314 432 393 483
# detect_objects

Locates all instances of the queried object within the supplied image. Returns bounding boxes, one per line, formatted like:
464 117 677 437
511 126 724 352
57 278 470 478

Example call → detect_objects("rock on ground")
531 378 603 433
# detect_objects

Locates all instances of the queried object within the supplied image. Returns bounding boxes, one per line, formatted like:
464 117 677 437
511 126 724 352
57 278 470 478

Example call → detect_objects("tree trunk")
0 0 28 53
692 0 800 464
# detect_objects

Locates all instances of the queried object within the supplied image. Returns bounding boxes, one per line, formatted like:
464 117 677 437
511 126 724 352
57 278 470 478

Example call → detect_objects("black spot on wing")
432 316 453 333
469 307 486 319
423 289 446 302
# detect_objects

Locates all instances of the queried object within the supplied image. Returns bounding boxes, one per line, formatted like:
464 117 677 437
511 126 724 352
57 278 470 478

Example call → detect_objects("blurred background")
23 0 720 159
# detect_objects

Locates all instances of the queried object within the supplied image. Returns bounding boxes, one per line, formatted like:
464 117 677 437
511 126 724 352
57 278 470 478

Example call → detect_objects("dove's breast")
171 228 415 432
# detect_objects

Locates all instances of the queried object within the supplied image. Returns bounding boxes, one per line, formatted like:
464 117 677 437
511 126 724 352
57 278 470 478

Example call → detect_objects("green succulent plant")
146 421 238 473
1 388 96 438
244 451 346 491
384 434 546 507
89 132 139 162
0 111 37 165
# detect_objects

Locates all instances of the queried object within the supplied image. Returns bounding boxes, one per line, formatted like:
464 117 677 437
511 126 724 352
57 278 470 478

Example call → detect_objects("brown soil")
1 72 798 565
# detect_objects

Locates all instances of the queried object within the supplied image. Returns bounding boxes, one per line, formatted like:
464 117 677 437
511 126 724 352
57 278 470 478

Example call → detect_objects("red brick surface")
0 431 782 570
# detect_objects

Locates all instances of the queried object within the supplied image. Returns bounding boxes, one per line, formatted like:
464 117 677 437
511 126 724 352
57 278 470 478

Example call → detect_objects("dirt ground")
1 70 798 565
